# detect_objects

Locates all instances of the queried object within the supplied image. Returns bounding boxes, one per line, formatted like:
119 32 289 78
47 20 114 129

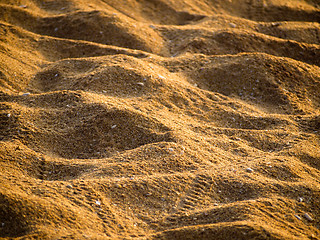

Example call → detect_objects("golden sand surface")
0 0 320 239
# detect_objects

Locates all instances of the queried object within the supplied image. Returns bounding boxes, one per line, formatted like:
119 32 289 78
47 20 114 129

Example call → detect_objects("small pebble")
19 5 27 8
111 125 117 129
304 213 313 221
7 113 11 117
271 22 281 27
168 148 174 152
171 52 178 57
22 92 30 96
229 23 236 28
149 25 156 29
1 223 4 227
136 82 144 86
66 185 73 188
95 200 101 206
297 197 304 202
294 215 301 220
158 75 165 79
246 167 254 173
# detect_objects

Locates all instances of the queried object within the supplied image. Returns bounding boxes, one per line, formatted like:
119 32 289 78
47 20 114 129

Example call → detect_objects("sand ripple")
0 0 320 239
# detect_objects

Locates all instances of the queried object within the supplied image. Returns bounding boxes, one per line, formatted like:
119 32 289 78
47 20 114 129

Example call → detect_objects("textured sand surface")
1 0 320 239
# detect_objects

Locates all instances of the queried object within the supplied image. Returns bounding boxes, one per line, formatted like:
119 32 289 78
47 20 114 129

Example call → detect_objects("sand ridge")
0 0 320 239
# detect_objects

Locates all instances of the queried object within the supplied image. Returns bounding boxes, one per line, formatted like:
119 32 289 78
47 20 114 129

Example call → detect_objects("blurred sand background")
0 0 320 239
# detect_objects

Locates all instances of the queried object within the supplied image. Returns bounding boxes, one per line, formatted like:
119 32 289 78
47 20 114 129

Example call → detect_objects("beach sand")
0 0 320 239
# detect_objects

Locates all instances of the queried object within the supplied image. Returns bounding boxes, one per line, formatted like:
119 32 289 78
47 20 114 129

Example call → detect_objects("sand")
0 0 320 239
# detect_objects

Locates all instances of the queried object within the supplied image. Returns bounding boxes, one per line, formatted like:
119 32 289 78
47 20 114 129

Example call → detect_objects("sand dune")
1 0 320 239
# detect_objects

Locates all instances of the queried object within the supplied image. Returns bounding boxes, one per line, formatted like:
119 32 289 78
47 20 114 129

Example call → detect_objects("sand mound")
1 0 320 239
